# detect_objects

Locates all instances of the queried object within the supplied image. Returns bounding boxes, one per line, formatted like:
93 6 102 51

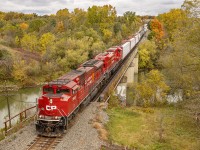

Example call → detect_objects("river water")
116 69 183 105
0 87 41 128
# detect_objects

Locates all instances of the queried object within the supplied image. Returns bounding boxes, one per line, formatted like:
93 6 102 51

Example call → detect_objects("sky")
0 0 185 16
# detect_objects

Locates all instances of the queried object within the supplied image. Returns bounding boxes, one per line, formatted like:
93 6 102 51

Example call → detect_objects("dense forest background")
132 0 200 105
0 5 146 86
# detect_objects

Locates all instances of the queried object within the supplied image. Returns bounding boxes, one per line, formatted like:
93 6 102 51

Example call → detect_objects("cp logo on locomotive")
46 105 57 110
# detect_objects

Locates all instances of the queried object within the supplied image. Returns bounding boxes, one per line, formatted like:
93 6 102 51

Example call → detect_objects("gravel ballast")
0 101 108 150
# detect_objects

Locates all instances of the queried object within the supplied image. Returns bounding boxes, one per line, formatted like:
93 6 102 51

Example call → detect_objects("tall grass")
106 106 200 150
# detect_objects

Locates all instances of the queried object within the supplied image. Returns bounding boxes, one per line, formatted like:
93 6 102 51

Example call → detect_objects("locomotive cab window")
57 88 70 94
43 87 54 93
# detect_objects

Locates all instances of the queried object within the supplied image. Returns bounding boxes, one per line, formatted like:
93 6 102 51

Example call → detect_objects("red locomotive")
35 25 147 136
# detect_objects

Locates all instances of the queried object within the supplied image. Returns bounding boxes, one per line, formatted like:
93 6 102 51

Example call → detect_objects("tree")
71 8 87 29
149 18 164 41
89 40 105 58
159 19 200 95
28 19 45 32
87 5 117 32
39 32 55 54
123 11 136 26
56 8 71 31
102 29 113 43
56 21 65 32
138 40 157 69
182 0 200 18
131 70 169 107
21 33 38 52
15 36 20 47
1 23 18 46
157 9 187 40
0 49 13 80
66 49 88 69
12 60 28 84
19 22 29 30
56 8 70 20
157 1 200 97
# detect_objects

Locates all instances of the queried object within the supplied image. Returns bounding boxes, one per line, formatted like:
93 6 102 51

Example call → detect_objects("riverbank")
0 86 40 129
106 105 200 150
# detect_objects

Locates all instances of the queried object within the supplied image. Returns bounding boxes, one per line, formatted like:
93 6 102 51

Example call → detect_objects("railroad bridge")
116 45 140 102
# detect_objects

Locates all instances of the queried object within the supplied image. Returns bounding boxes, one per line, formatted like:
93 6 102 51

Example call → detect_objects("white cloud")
0 0 185 16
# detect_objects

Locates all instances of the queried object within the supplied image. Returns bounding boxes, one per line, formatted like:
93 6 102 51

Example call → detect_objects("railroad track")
27 136 62 150
26 112 79 150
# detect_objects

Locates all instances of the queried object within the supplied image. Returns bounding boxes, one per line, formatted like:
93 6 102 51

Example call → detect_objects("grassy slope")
0 41 45 85
106 106 200 150
0 43 19 57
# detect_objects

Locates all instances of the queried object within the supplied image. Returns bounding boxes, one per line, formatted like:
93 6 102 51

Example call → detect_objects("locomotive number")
46 105 57 110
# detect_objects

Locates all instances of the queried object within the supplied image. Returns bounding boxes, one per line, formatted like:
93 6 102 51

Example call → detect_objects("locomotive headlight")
50 99 52 103
39 115 44 119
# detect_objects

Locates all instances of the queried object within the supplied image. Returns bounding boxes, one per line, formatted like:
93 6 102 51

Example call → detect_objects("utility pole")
5 81 11 128
0 80 18 128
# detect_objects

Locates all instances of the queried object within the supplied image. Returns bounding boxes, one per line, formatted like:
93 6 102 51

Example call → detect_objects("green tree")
66 49 88 69
87 5 117 31
131 70 169 107
28 19 45 32
39 32 55 54
102 29 113 43
12 60 28 84
21 33 38 52
71 8 87 29
89 40 105 58
0 49 13 80
56 8 70 20
138 40 157 69
159 19 200 95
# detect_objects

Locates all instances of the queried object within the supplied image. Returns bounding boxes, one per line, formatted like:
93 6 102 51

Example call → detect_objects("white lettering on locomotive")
46 105 57 110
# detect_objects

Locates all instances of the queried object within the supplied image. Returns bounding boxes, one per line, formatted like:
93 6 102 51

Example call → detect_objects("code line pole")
5 81 11 128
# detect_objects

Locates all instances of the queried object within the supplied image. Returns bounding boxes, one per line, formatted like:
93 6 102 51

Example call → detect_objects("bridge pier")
125 62 135 84
123 51 139 84
133 53 139 74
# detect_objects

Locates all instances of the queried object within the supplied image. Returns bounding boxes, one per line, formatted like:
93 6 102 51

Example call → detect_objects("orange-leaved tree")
149 18 164 41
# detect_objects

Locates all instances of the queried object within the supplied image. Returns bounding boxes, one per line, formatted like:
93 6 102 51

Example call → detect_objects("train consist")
36 24 148 136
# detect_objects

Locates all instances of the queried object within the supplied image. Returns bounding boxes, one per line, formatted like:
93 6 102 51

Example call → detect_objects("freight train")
35 24 148 136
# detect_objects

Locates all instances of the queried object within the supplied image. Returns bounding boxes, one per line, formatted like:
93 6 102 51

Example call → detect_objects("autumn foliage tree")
157 9 187 40
19 22 29 30
131 70 169 107
148 18 164 41
138 40 157 70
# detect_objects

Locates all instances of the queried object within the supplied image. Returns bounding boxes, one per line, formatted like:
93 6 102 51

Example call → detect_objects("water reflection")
0 87 41 128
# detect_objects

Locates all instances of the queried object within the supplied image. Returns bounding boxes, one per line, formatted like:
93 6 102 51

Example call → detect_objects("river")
0 87 41 128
